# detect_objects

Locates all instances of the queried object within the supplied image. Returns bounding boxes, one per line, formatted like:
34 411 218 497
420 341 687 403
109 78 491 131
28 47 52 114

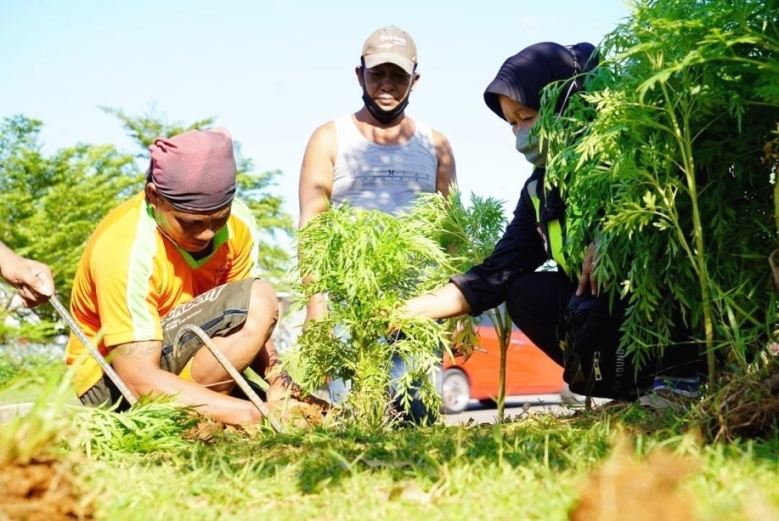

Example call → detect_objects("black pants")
504 270 702 385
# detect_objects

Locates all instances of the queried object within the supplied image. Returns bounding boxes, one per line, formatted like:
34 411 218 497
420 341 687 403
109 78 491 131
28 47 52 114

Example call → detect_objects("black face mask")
360 63 413 125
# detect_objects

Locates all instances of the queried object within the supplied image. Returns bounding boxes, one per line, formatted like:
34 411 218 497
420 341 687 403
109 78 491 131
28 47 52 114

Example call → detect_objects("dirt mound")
0 458 93 520
569 438 697 521
184 417 225 443
183 399 329 439
287 402 326 427
697 370 779 441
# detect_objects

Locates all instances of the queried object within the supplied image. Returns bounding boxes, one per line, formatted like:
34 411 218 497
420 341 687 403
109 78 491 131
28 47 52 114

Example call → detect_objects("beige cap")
361 26 418 74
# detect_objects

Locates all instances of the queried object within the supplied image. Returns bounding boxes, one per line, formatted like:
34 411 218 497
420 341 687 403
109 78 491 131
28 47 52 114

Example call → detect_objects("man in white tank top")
298 26 457 420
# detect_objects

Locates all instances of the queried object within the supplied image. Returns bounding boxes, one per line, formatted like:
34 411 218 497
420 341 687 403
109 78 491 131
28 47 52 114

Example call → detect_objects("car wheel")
442 369 470 413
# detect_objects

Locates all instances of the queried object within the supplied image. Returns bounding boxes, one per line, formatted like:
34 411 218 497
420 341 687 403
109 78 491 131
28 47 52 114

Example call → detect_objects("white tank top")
331 115 438 215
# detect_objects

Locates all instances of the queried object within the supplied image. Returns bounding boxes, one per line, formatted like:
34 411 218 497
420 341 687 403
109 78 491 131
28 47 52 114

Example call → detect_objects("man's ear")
146 183 160 206
410 72 421 92
355 66 365 88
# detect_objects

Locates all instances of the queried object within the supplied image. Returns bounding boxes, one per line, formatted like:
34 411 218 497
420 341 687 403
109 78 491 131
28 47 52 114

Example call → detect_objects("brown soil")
569 438 697 521
0 458 93 520
262 400 329 431
287 402 326 427
271 393 331 429
184 417 226 443
184 394 331 438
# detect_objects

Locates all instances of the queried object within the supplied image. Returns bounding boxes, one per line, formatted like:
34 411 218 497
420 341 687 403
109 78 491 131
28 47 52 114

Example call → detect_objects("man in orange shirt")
67 128 304 425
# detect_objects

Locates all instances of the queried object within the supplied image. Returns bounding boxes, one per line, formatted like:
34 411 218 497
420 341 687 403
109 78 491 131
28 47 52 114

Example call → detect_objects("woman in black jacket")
405 42 701 406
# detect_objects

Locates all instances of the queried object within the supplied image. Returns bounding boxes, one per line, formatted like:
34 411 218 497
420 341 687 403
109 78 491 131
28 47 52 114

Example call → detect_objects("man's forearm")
132 368 261 424
111 340 262 425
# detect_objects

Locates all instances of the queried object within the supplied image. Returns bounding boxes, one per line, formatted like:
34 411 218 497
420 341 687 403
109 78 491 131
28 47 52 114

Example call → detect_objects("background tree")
0 109 294 341
0 115 140 340
539 0 779 385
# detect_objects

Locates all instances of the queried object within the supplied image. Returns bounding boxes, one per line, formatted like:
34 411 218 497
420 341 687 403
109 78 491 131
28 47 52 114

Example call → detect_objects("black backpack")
561 295 655 400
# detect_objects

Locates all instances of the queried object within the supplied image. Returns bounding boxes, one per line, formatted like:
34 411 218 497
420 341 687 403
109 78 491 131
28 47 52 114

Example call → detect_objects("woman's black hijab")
484 42 598 225
484 42 599 119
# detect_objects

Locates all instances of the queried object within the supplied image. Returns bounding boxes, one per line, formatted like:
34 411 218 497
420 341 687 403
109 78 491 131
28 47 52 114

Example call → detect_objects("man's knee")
247 279 280 328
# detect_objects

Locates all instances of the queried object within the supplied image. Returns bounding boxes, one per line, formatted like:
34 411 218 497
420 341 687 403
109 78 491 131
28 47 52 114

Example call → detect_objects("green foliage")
104 106 295 284
539 0 779 381
291 203 453 429
412 190 507 272
0 344 62 387
410 189 515 421
0 115 141 334
74 397 199 458
0 362 76 465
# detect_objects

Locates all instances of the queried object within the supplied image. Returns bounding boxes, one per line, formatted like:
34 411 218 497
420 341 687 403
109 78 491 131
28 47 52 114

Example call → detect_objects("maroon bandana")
148 128 237 212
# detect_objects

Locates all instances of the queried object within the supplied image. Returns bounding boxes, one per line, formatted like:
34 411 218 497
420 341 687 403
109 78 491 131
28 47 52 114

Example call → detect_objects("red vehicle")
441 314 565 413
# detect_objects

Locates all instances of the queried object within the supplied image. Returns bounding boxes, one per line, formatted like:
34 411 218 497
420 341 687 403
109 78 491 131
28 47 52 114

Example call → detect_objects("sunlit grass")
76 412 779 521
2 356 778 521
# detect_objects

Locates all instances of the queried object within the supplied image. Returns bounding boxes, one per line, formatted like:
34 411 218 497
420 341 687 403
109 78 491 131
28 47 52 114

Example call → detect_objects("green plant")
410 189 514 422
0 364 75 465
74 397 199 458
540 0 779 385
0 344 62 387
0 114 141 330
291 203 452 430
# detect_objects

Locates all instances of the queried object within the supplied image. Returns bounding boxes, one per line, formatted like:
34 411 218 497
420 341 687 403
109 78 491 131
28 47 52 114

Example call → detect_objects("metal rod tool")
49 294 137 406
174 324 282 433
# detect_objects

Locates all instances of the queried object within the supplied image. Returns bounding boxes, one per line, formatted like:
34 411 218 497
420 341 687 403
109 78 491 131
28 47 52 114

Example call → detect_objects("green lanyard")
527 180 569 274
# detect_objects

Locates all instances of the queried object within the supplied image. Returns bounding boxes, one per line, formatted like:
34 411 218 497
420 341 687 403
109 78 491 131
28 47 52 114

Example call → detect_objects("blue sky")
1 0 630 249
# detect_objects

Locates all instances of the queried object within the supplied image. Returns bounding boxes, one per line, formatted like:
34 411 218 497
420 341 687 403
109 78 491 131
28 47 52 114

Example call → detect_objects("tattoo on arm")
115 340 163 360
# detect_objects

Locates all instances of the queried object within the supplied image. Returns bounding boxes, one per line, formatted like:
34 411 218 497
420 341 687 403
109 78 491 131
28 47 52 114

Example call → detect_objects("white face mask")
515 128 548 167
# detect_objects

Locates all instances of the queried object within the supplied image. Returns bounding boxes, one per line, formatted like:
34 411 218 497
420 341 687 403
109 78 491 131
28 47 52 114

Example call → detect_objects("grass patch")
2 358 778 520
0 344 67 405
73 409 779 521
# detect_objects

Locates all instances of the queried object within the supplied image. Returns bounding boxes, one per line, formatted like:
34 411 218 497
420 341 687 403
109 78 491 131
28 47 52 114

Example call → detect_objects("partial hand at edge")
0 247 54 308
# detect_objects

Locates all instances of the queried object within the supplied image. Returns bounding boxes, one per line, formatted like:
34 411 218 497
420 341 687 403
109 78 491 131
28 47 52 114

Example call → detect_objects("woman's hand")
576 242 598 297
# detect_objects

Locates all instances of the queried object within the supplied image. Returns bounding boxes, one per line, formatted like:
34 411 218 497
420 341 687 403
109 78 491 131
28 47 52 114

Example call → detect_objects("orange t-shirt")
66 192 261 396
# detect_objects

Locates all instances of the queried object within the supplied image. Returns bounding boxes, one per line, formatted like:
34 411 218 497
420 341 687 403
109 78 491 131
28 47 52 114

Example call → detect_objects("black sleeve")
451 171 549 315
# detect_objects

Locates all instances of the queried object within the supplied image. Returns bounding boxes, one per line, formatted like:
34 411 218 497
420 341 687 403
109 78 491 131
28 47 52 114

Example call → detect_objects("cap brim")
363 53 415 75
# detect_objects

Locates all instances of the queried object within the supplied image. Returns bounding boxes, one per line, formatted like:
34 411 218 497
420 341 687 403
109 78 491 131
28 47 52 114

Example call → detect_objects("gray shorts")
80 277 256 409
